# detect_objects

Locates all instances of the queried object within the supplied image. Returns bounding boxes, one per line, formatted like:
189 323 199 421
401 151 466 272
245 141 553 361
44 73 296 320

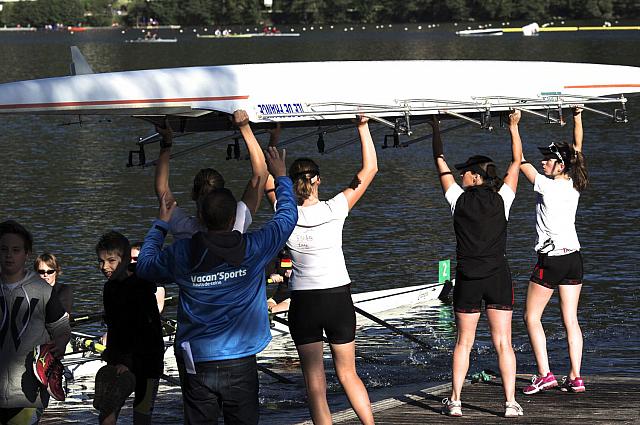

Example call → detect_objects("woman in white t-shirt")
433 111 524 418
520 108 589 395
268 116 377 424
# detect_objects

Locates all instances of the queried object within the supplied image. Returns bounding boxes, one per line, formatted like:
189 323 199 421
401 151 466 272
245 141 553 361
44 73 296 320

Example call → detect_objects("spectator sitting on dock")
136 147 296 424
520 107 589 395
432 111 524 418
266 249 292 314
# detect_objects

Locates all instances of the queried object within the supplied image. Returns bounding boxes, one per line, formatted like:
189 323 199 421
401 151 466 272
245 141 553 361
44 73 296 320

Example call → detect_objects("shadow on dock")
325 374 640 424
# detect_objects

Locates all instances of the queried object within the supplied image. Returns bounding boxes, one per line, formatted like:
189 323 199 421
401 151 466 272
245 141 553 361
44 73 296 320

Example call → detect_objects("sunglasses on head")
546 143 564 165
38 269 56 275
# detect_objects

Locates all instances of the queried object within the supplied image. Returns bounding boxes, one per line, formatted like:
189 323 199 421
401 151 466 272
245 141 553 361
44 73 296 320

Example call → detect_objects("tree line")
2 0 639 28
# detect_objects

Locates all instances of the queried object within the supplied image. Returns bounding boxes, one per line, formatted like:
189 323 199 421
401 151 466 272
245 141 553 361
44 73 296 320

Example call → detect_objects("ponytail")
480 162 503 192
289 158 320 205
570 150 589 192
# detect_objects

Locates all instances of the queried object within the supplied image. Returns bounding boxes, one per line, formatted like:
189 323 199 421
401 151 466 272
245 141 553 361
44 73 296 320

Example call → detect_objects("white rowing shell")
0 60 638 123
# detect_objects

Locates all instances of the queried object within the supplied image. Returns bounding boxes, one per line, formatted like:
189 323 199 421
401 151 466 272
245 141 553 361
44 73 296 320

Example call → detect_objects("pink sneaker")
523 372 558 395
560 376 585 393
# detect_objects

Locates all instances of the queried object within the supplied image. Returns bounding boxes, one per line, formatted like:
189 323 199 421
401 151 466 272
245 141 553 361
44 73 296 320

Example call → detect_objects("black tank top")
453 186 507 279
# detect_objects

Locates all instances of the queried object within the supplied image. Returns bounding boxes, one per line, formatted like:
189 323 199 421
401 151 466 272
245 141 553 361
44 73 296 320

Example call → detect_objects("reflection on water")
2 26 640 423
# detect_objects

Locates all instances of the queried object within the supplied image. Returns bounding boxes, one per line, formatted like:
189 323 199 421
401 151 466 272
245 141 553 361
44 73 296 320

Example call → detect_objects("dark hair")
555 142 589 192
476 162 503 192
34 253 62 276
0 220 33 253
457 156 503 192
130 241 143 251
96 231 131 263
570 150 588 192
198 188 237 231
191 168 225 201
289 158 320 204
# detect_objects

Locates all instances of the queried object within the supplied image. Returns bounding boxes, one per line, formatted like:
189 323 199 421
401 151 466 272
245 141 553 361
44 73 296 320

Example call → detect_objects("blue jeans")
177 355 259 425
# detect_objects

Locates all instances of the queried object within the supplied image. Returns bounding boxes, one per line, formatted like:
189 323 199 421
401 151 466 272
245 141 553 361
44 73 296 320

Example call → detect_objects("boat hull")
1 60 638 129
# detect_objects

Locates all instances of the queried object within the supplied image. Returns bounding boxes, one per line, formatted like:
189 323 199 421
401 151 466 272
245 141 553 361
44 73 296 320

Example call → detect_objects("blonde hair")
34 252 62 276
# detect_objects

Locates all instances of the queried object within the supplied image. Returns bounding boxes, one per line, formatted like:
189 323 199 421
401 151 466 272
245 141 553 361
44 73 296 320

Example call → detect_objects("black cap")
454 155 494 171
538 143 571 165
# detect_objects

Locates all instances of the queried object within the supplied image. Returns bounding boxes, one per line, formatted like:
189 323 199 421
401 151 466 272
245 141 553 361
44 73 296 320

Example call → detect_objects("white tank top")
287 192 351 291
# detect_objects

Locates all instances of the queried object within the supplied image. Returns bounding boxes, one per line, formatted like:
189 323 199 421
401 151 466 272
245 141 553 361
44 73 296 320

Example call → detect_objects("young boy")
0 220 70 425
94 231 164 425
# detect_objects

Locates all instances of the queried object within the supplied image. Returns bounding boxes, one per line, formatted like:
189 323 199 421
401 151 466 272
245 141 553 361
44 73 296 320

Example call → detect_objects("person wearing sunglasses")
520 108 589 395
433 111 524 418
34 253 73 316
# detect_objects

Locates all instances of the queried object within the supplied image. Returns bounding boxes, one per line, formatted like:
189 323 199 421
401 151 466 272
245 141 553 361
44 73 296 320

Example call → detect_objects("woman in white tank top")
265 116 377 424
520 108 589 395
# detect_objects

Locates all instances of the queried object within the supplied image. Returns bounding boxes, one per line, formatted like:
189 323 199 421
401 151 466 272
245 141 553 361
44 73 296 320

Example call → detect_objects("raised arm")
573 107 583 153
264 175 277 206
263 123 282 207
154 119 176 204
519 152 538 184
431 116 455 194
268 123 281 148
235 110 269 214
503 110 523 192
342 116 378 210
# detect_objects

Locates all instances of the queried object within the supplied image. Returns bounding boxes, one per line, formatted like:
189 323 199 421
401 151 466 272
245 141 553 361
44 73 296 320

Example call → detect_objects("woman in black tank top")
432 112 525 418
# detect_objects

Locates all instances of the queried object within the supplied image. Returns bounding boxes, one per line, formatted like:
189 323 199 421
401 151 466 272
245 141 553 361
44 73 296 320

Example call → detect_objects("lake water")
0 24 639 424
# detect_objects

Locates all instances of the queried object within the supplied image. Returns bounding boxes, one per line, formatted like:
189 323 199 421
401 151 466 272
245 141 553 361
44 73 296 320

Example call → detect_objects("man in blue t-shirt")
137 147 296 425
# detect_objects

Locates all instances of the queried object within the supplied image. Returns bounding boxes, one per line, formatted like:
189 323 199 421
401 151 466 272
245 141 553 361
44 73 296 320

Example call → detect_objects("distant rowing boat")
125 38 178 43
196 33 300 39
64 281 449 380
0 27 37 32
456 28 503 37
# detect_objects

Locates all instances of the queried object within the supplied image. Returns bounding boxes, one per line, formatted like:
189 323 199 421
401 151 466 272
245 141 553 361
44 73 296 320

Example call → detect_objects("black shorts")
453 265 514 313
530 251 583 289
288 284 356 345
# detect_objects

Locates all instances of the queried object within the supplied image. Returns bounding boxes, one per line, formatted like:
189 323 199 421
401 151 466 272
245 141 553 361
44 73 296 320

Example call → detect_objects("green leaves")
2 0 639 27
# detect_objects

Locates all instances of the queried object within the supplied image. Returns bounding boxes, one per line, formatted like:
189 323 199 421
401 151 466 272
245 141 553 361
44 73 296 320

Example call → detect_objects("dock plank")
332 375 640 424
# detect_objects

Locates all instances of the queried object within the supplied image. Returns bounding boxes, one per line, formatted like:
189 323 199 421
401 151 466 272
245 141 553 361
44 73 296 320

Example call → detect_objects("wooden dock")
318 374 640 424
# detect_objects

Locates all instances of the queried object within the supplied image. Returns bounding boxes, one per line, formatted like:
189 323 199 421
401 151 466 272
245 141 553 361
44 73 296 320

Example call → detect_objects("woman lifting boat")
433 111 523 418
265 115 377 425
521 108 588 395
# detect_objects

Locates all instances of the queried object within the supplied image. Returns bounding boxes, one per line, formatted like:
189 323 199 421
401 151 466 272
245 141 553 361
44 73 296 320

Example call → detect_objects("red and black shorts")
530 251 583 289
453 265 514 313
288 284 356 345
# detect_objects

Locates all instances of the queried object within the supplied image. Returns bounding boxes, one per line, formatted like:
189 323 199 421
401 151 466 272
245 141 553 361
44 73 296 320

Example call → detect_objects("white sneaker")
505 400 524 417
441 398 462 417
